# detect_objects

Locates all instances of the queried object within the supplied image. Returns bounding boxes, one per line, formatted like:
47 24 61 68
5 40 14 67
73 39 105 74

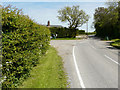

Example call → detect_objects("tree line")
94 1 120 39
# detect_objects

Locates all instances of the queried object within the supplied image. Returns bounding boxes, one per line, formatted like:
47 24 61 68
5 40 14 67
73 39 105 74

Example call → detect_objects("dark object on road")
51 34 56 39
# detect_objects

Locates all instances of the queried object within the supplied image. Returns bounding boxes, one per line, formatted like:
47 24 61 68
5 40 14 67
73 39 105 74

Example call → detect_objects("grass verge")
18 47 68 88
110 39 120 49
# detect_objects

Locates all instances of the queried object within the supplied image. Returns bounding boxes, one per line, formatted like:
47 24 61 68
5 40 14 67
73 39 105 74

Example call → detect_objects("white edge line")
104 55 120 66
73 46 85 88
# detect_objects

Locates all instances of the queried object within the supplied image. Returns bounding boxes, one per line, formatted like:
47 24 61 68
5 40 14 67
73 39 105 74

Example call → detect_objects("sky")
2 1 108 32
1 0 109 2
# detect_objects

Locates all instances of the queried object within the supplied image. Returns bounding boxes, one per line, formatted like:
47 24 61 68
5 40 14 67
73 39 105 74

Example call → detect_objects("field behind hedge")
2 5 50 88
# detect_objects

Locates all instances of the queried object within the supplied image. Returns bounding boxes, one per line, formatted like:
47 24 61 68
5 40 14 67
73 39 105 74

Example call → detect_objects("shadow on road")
106 46 117 50
88 35 119 51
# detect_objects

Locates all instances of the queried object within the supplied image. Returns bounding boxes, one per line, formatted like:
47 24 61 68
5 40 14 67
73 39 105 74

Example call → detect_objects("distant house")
47 21 63 28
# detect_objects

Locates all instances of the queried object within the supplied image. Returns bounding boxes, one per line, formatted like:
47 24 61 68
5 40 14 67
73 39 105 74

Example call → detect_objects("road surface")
50 37 119 88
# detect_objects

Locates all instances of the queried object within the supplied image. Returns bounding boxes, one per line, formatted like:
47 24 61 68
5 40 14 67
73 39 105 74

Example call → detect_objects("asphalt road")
74 37 119 88
51 37 119 88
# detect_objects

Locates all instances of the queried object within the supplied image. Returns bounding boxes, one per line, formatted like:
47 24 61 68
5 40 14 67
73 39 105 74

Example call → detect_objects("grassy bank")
110 39 120 49
19 47 68 88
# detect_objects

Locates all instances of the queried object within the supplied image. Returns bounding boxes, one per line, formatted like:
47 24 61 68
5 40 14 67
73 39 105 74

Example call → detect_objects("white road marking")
73 46 85 88
104 55 120 65
91 45 96 49
88 43 96 49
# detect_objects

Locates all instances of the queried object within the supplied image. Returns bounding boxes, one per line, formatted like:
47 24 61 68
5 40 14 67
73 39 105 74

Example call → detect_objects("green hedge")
77 30 85 35
50 27 78 38
2 5 50 88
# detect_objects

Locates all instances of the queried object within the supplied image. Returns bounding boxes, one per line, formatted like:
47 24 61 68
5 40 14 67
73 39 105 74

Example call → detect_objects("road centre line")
104 55 120 66
73 46 85 88
90 45 96 49
88 42 96 49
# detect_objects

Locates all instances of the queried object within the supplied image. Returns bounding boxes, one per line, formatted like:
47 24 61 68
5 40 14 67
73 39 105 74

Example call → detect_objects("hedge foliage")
50 27 78 38
2 5 50 88
77 30 85 35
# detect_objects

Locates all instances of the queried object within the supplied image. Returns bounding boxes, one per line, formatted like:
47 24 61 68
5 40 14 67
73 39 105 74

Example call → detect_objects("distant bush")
110 39 120 49
85 31 96 35
77 30 85 35
2 5 50 88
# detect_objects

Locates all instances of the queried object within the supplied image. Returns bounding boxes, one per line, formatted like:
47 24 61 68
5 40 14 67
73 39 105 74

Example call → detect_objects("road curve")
74 37 119 88
50 37 119 88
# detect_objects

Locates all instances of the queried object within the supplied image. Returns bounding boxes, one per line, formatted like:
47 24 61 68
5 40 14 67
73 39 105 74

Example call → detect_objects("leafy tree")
105 0 118 8
117 1 120 37
94 1 119 39
57 5 89 38
58 5 89 29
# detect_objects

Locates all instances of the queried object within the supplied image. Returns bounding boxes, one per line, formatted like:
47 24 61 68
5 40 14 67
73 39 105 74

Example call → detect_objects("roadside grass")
18 47 68 88
110 39 120 49
102 38 120 49
51 38 81 40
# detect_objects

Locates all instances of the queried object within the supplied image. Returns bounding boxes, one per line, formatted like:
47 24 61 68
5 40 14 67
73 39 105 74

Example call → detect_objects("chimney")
47 20 50 27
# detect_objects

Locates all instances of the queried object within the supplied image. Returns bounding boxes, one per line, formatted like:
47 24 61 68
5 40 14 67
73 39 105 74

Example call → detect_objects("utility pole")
86 21 88 38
